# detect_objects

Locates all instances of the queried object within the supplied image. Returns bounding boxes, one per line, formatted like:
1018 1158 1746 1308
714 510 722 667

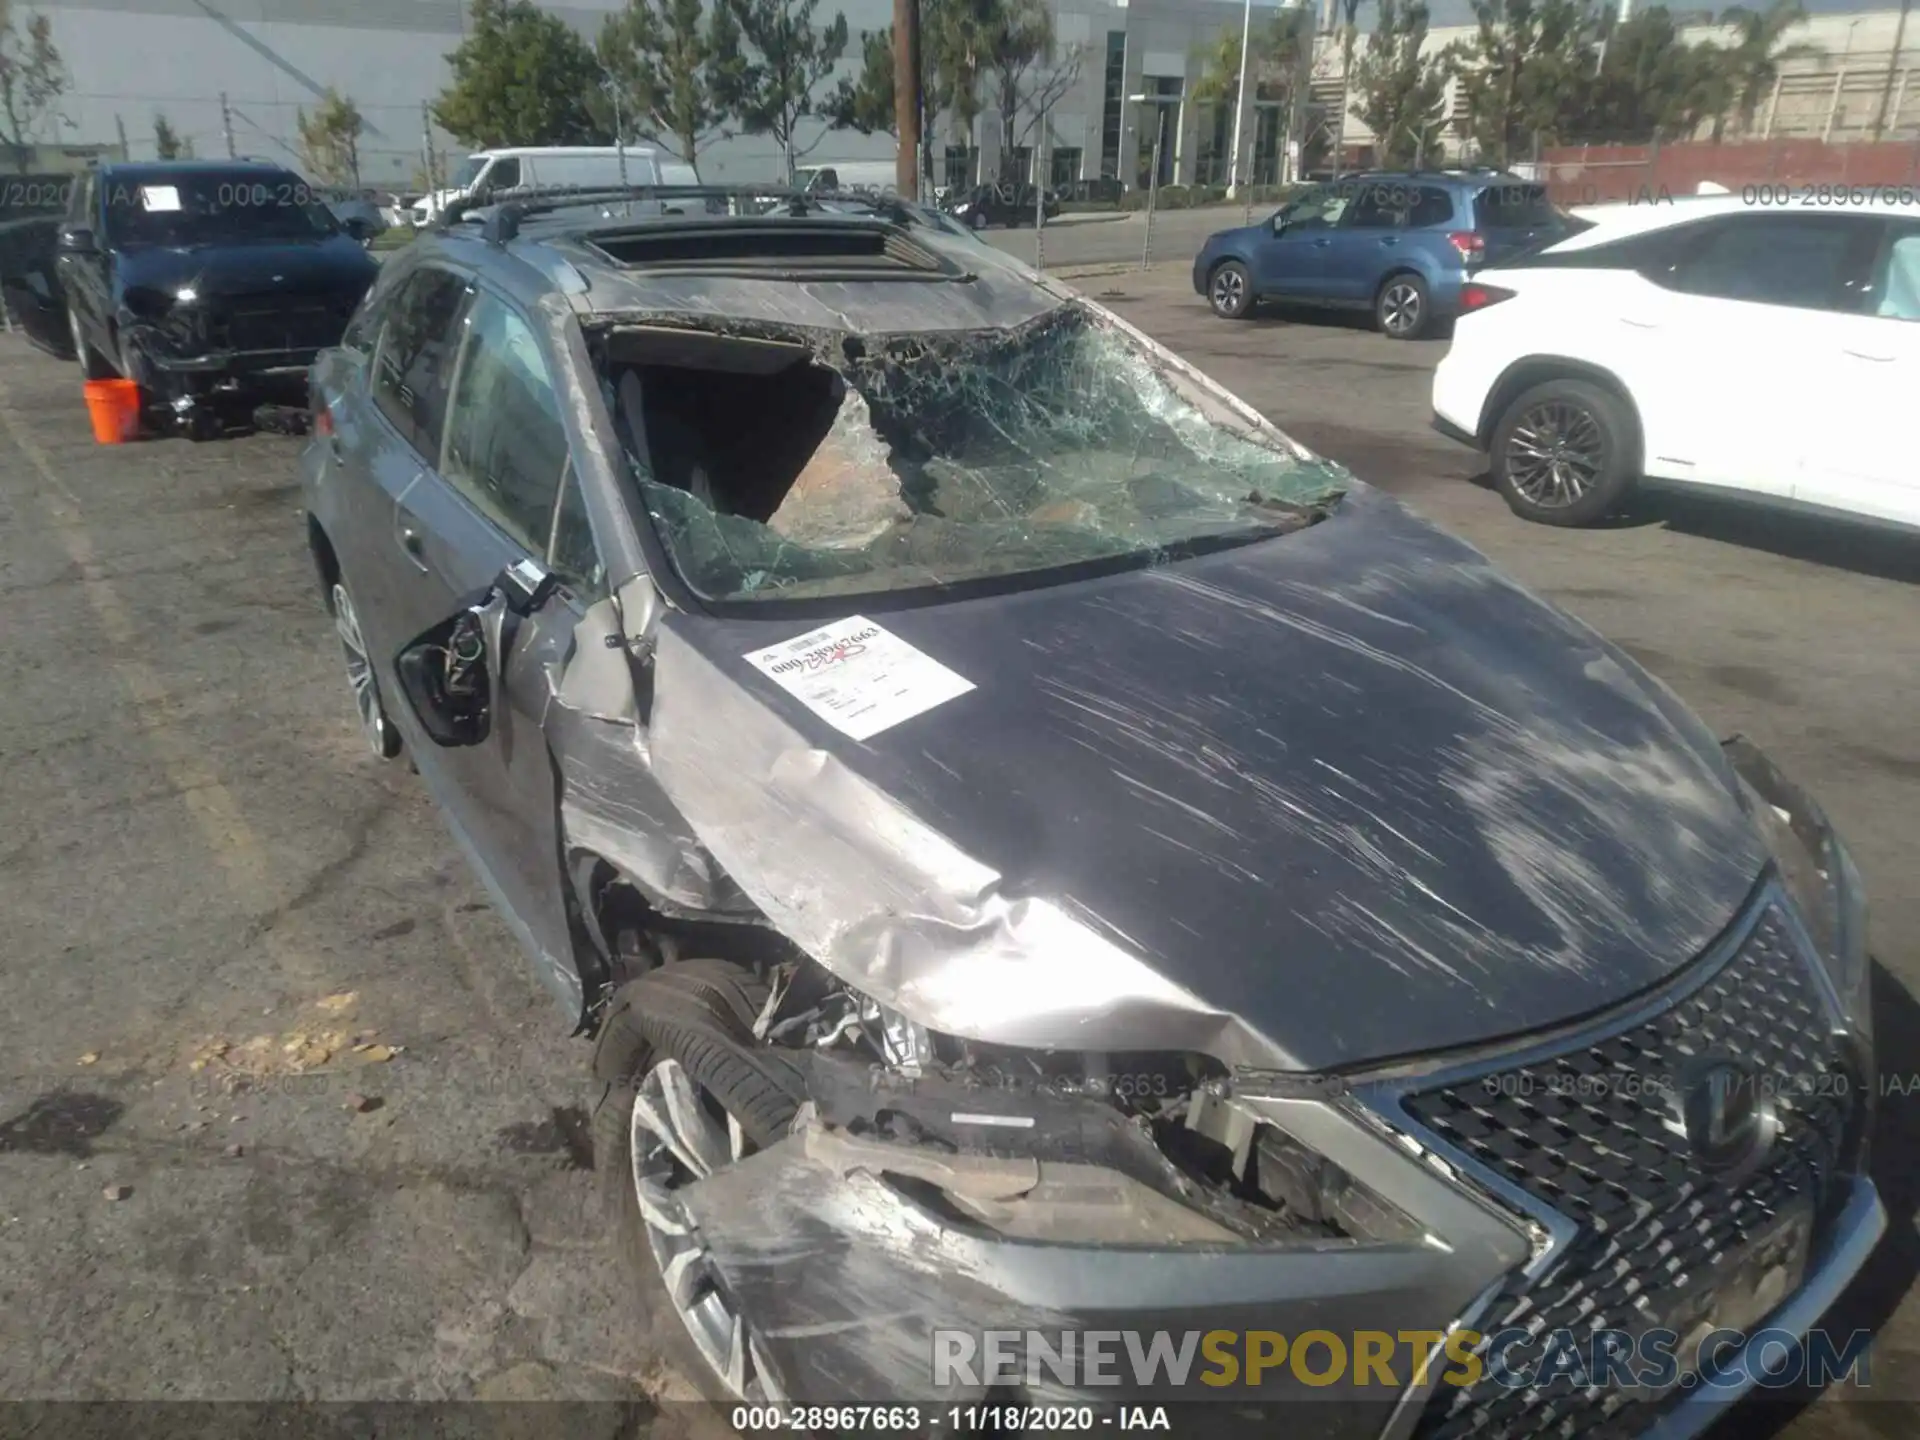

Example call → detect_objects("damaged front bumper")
670 878 1881 1439
678 1049 1534 1424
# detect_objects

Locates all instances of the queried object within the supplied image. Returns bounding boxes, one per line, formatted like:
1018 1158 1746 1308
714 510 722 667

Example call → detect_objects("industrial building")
12 0 1919 191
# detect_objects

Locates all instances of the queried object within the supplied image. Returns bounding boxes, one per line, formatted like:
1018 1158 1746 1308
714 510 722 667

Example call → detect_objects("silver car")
298 188 1881 1434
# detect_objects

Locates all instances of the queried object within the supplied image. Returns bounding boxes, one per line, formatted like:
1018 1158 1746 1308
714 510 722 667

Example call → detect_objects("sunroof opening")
584 221 948 276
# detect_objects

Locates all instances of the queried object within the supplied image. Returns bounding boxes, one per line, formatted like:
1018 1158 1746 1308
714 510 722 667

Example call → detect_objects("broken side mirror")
392 560 558 749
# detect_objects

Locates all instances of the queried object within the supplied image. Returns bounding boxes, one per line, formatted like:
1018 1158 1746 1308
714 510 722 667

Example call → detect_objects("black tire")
1375 273 1432 340
969 209 988 231
69 309 118 380
1207 260 1254 320
1489 378 1639 528
592 961 807 1401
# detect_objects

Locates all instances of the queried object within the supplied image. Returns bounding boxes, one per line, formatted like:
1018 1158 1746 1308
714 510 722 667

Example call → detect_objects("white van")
795 160 898 194
411 147 700 224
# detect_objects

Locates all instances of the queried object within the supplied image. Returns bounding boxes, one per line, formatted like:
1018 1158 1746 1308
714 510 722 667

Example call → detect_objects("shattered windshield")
603 303 1347 604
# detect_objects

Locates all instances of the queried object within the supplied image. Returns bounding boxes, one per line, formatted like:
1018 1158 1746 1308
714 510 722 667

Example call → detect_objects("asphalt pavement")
0 265 1916 1437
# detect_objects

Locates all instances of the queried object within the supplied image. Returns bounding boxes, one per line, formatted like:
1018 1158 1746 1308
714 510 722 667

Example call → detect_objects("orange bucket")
83 378 142 445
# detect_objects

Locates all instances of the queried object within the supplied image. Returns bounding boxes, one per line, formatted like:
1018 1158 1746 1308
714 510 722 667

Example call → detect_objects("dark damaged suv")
299 185 1881 1437
57 160 378 433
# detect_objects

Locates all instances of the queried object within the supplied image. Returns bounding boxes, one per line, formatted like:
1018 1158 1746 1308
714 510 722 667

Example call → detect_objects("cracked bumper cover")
673 1056 1534 1426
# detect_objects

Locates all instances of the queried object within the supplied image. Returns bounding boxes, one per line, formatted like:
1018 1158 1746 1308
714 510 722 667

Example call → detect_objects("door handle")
395 507 430 573
1621 317 1659 329
1842 348 1895 362
1378 237 1399 247
1312 238 1333 247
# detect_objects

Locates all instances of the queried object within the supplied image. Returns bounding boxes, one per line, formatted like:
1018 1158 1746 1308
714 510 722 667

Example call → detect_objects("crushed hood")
650 486 1766 1073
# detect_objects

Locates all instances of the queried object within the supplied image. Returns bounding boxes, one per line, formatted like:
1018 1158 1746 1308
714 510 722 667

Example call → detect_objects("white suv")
1431 194 1920 528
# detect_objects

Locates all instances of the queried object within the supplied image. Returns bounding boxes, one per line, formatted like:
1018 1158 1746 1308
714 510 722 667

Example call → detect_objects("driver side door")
385 285 603 1001
1250 184 1352 303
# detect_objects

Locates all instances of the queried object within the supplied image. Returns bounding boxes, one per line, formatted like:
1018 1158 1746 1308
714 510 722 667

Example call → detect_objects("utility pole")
1872 0 1913 141
421 102 439 198
1227 0 1254 198
893 0 922 199
115 114 129 160
220 93 236 158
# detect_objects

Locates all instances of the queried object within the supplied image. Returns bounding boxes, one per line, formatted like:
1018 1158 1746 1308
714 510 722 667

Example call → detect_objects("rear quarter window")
1475 184 1557 230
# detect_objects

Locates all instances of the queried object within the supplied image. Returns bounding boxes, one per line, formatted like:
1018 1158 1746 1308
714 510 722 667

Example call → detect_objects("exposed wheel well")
1476 358 1644 467
570 851 793 1032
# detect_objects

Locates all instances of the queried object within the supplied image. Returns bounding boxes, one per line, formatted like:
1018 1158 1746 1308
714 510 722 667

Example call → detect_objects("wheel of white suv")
69 310 119 380
1489 378 1639 527
1208 260 1253 320
1375 273 1431 340
328 579 404 759
592 961 807 1402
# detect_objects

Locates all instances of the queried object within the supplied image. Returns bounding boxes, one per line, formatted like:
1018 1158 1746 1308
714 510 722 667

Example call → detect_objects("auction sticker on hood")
745 616 974 742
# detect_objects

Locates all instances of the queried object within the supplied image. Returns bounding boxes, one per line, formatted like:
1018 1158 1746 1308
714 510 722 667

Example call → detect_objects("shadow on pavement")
1458 471 1920 586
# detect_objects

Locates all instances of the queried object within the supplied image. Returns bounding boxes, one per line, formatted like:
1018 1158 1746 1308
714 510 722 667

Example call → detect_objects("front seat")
615 369 717 510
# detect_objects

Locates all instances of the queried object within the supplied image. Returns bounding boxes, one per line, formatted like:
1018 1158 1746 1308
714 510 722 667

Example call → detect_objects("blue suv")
1192 170 1565 339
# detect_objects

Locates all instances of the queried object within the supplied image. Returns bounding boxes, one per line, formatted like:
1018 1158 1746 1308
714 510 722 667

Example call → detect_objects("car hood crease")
650 487 1767 1073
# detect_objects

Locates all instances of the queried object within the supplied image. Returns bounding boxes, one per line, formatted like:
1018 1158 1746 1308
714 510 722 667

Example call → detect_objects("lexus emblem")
1668 1058 1774 1171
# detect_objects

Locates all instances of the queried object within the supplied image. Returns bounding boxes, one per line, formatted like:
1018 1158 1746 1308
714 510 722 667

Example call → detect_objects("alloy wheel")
629 1058 785 1401
1505 401 1606 508
1380 281 1423 336
330 582 398 758
1211 266 1246 316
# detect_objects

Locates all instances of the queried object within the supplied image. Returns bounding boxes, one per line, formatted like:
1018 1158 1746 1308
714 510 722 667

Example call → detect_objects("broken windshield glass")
604 302 1347 604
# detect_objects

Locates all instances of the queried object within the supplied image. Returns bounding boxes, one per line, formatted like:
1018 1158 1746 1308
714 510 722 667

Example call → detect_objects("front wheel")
1208 260 1254 319
1489 379 1639 527
1376 274 1432 340
593 961 807 1402
969 209 988 231
329 578 404 758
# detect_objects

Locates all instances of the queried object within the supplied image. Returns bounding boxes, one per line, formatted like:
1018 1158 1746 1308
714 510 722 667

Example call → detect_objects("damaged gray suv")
299 186 1882 1438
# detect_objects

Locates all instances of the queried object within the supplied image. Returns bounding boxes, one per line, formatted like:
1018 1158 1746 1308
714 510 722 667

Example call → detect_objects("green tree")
297 89 365 186
825 24 898 135
1350 0 1449 166
0 2 67 173
1712 0 1816 139
434 0 610 149
984 0 1082 179
1580 7 1728 143
716 0 849 180
596 0 737 164
1444 0 1603 167
153 110 193 160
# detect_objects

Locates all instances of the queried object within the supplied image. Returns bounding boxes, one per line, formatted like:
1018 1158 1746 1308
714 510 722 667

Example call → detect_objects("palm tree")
1712 0 1819 139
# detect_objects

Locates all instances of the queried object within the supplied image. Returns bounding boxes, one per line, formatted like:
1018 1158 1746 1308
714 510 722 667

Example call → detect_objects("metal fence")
1535 139 1920 205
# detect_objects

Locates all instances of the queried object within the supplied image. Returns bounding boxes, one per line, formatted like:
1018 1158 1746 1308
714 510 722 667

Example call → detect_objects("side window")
551 464 607 600
1662 216 1872 313
1869 225 1920 321
440 291 572 556
371 267 470 455
1342 183 1406 230
1279 185 1350 232
1409 187 1455 228
489 157 521 191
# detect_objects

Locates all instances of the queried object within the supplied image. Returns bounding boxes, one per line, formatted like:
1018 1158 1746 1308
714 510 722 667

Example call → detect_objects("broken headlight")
1728 737 1871 1035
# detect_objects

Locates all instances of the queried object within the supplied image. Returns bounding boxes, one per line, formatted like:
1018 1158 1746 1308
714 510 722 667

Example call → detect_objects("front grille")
213 302 346 353
1401 901 1856 1440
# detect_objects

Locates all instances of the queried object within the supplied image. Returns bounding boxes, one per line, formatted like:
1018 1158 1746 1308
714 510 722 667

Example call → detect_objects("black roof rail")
438 182 923 245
